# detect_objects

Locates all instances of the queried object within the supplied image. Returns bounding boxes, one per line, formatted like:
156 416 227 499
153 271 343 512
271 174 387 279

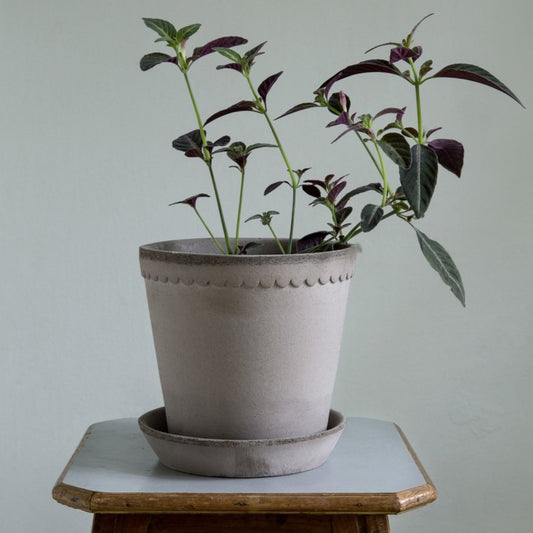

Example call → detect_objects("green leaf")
414 228 465 306
139 52 172 71
142 18 179 44
246 143 277 153
214 47 242 63
378 132 411 168
176 23 201 43
400 144 438 218
360 204 384 232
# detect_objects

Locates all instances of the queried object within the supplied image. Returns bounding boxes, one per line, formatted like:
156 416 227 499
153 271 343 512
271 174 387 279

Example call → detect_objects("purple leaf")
302 184 322 198
432 63 524 107
402 126 419 139
326 111 351 128
204 100 258 125
426 127 442 139
191 36 247 62
304 179 328 191
258 71 283 108
327 181 347 203
264 180 290 195
331 123 366 144
275 102 320 120
296 231 330 252
169 193 210 209
405 13 434 45
319 60 403 96
216 62 243 73
373 107 406 121
427 138 464 177
390 46 422 64
336 183 383 210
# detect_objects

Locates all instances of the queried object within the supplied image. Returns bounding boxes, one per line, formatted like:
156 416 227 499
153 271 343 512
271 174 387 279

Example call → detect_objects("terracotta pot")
140 238 356 440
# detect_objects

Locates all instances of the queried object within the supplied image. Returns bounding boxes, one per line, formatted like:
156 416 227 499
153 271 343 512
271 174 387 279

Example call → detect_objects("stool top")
52 416 436 515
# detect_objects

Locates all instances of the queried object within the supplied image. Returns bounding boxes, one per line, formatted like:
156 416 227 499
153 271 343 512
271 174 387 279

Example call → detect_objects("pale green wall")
1 1 531 531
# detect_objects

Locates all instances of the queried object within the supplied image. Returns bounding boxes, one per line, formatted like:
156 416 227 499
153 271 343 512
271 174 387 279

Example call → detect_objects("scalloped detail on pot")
139 238 357 289
140 270 354 288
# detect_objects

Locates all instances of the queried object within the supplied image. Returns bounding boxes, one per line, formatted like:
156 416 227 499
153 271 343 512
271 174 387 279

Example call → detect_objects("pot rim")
140 238 356 266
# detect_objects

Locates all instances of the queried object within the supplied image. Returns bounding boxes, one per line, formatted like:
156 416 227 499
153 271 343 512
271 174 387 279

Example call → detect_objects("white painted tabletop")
61 417 428 495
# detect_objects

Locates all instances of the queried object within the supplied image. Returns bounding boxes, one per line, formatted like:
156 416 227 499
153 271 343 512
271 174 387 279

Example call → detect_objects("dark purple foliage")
427 138 464 177
302 183 322 198
326 112 352 128
373 107 406 121
432 63 524 107
390 46 422 64
318 60 403 96
191 36 247 62
426 127 442 139
264 180 290 195
204 100 258 126
336 183 382 210
296 231 330 252
170 193 210 209
276 102 320 120
216 62 243 73
327 181 347 203
331 123 366 144
258 72 283 108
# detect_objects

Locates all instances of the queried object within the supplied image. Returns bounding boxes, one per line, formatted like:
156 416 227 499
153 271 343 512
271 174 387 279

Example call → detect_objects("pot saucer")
138 407 345 478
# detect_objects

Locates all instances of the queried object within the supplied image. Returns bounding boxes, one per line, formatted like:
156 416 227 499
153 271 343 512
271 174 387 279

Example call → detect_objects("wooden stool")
53 416 436 532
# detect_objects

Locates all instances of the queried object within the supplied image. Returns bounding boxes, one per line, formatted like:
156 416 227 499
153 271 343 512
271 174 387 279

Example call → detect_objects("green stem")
372 139 392 206
234 168 246 253
355 130 383 176
194 208 226 254
207 163 232 253
245 74 296 253
182 69 232 253
409 59 424 144
267 223 286 254
182 70 210 159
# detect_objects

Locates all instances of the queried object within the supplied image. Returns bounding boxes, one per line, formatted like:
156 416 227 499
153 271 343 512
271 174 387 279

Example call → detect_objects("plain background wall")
1 1 531 531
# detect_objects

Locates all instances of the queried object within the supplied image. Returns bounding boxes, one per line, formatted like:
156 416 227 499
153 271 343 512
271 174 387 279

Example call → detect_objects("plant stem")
267 223 286 254
355 130 383 176
182 69 232 253
207 162 232 253
372 139 392 206
408 59 424 144
234 168 246 253
193 208 226 254
245 74 296 253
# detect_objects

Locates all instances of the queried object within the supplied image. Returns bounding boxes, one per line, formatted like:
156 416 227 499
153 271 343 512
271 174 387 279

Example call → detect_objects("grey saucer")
138 407 346 478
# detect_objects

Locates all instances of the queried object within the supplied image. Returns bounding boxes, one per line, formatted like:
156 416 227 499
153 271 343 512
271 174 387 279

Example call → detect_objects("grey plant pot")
140 238 357 441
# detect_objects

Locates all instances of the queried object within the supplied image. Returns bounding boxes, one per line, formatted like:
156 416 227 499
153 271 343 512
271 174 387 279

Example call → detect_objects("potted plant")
137 14 523 477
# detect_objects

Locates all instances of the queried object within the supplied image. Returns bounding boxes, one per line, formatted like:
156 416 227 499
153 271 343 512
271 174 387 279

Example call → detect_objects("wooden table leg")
92 513 390 533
